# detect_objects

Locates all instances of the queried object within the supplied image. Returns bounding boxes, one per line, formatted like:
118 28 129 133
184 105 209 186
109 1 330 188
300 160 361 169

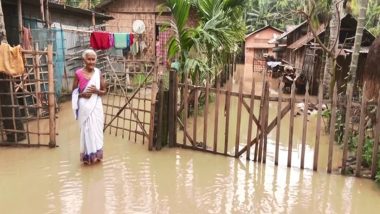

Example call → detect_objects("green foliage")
131 74 152 87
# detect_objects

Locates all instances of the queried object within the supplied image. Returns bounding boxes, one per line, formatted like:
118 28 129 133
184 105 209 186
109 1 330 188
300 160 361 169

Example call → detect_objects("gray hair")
82 49 97 59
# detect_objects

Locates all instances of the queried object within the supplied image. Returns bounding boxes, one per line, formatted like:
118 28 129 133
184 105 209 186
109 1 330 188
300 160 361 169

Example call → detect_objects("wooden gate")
169 61 380 179
102 58 158 150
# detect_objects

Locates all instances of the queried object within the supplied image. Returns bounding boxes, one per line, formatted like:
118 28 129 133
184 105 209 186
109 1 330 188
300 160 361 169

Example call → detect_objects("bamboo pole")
235 79 243 157
287 82 296 167
17 0 23 45
34 43 41 145
356 83 367 177
371 91 380 179
21 77 31 145
300 83 310 169
224 79 232 154
9 79 18 144
246 79 255 160
328 84 338 173
314 84 323 171
47 43 55 147
148 65 158 151
45 0 50 28
213 78 221 153
275 82 284 165
40 0 45 22
341 83 353 174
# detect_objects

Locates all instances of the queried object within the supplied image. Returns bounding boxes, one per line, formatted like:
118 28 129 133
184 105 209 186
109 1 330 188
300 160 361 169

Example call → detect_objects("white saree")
72 68 104 164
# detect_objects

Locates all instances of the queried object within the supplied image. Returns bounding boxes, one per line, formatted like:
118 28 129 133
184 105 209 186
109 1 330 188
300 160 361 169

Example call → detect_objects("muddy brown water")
1 65 380 213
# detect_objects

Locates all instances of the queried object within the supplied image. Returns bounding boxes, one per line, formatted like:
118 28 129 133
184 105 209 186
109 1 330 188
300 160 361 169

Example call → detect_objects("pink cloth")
76 69 90 92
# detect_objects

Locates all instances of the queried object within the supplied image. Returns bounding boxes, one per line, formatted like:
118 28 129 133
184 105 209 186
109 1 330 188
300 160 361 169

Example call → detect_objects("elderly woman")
72 49 106 164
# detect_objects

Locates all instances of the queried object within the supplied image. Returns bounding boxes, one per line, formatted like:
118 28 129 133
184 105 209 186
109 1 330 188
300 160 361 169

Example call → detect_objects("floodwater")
1 66 380 213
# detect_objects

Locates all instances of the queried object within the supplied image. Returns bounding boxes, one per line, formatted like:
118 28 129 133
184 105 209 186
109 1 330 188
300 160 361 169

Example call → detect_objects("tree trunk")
0 0 26 142
349 0 369 87
322 0 341 98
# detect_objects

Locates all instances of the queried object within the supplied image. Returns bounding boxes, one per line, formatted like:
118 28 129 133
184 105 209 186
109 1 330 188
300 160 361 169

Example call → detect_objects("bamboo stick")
246 79 255 160
21 77 31 145
9 78 18 143
371 91 380 179
287 82 296 167
17 0 23 45
235 79 243 157
328 84 338 173
47 43 55 147
275 82 284 165
356 83 367 177
341 83 353 174
300 83 309 169
213 78 221 153
314 84 323 171
148 66 158 151
224 79 232 154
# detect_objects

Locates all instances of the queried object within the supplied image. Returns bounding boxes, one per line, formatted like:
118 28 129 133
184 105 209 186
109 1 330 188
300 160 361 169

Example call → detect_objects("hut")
276 14 375 94
244 25 284 72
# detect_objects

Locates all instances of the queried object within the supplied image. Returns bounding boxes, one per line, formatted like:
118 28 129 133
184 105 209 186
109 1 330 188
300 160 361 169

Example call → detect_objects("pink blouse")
75 69 90 92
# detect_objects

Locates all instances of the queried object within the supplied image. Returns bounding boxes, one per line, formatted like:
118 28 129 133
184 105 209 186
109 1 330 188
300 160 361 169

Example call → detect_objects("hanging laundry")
0 43 25 76
90 32 112 50
130 41 139 56
22 27 33 50
113 33 128 49
126 34 130 47
109 34 115 48
140 41 147 53
130 34 134 45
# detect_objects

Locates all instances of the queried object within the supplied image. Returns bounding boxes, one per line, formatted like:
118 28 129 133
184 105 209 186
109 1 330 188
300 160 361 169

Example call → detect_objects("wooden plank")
275 82 284 165
246 79 255 160
262 83 270 163
183 74 189 146
300 83 309 169
341 84 353 174
371 91 380 178
235 79 244 157
356 83 367 177
328 84 338 173
242 99 260 127
238 103 291 157
313 84 323 171
47 43 55 147
213 78 221 153
193 76 199 148
224 79 232 154
203 77 210 149
287 82 296 167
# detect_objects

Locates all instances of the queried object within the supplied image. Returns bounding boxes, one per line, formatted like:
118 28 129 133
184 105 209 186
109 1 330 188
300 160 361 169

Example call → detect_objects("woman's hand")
80 92 92 99
86 85 98 94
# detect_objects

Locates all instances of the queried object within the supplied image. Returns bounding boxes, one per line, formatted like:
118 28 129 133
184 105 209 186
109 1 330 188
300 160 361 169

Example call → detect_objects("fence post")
356 83 367 177
341 83 353 174
47 43 56 147
328 83 338 173
168 69 177 147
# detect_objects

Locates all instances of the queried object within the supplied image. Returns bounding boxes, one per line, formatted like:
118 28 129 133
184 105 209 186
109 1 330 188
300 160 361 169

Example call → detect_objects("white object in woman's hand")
86 85 98 94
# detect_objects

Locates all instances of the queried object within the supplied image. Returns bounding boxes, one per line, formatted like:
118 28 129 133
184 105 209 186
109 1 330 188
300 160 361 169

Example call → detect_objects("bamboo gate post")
328 84 338 173
213 78 221 152
224 77 232 154
203 75 210 150
47 43 56 147
356 83 367 177
341 83 354 174
17 0 23 45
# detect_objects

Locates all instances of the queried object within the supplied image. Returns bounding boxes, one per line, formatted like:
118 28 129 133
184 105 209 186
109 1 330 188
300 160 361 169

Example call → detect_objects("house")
1 0 113 96
244 25 284 72
276 14 375 94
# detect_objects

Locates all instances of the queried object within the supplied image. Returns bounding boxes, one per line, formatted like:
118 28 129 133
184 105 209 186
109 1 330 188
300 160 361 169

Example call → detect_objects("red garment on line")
90 32 112 50
129 34 134 45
